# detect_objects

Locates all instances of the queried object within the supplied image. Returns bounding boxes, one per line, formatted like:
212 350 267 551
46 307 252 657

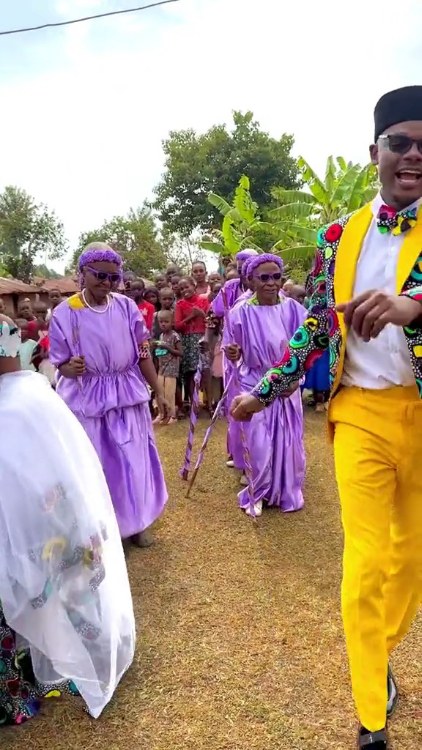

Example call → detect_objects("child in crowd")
26 301 49 341
165 264 181 283
153 310 182 425
144 286 160 311
46 288 63 321
17 298 35 323
152 287 175 340
154 274 167 291
156 287 184 417
170 275 182 300
208 272 222 288
225 267 238 281
175 277 209 404
127 279 155 332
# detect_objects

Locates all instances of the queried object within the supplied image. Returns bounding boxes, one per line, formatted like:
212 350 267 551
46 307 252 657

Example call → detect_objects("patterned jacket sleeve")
401 286 422 303
251 246 329 405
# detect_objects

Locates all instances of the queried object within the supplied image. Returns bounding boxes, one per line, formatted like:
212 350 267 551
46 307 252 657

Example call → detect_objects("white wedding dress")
0 370 135 718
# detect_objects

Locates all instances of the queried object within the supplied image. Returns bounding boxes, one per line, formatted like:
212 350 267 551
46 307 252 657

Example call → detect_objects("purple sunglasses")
85 266 122 284
253 271 282 282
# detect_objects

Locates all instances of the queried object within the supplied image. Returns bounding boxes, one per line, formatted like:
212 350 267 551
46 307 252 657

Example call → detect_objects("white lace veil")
0 370 135 718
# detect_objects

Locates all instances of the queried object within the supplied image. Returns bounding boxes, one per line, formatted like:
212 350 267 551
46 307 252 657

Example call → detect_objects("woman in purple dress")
49 243 168 547
226 254 306 517
209 249 259 468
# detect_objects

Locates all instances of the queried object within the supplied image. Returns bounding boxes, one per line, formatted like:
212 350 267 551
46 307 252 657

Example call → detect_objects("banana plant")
270 156 379 262
200 175 271 256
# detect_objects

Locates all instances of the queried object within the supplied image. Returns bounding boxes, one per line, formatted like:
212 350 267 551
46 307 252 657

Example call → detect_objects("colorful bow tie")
377 204 418 235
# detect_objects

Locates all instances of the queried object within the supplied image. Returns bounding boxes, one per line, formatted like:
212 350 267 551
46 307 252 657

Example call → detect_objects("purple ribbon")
179 360 203 480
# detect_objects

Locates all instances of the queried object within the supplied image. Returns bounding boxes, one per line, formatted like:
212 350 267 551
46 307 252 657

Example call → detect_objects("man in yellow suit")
231 86 422 750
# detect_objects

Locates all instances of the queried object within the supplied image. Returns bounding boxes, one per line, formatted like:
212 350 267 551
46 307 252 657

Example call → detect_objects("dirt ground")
3 413 421 750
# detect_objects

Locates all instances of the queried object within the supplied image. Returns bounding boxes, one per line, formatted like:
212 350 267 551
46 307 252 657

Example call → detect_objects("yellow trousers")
329 385 422 732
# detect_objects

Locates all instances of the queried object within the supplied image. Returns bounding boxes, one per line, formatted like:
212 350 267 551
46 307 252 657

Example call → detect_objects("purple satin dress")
49 293 168 538
230 297 306 511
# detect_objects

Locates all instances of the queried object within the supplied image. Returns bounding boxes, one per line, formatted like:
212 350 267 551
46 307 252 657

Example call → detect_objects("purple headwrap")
78 243 123 272
235 248 259 264
246 253 284 278
241 256 256 279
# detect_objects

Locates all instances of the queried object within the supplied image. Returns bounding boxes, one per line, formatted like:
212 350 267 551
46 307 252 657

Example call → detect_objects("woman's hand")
60 356 85 379
224 343 241 362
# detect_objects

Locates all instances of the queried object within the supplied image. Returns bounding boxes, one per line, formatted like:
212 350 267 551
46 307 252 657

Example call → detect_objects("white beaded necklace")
81 289 111 313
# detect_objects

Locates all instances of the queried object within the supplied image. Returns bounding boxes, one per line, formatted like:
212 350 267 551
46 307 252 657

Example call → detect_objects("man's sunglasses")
85 266 122 284
378 134 422 155
254 272 282 282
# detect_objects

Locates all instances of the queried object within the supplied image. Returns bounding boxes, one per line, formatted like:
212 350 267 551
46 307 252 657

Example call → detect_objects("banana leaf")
282 223 317 244
273 243 317 262
336 156 348 172
324 156 336 196
298 156 329 205
270 202 315 220
208 193 232 217
330 165 361 209
233 176 257 224
271 188 316 206
347 165 374 212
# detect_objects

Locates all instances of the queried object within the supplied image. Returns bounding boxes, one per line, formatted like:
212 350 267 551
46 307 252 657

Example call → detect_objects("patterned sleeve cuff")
402 287 422 302
251 367 287 406
139 341 151 360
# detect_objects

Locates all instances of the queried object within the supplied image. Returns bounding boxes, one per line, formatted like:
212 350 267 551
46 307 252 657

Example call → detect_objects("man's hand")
230 394 265 421
337 291 422 342
224 343 241 362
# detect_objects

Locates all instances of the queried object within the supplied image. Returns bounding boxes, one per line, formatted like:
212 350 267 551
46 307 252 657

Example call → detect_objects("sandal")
357 727 388 749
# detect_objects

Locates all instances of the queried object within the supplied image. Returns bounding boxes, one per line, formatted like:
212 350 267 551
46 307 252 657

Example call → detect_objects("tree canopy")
0 186 67 281
72 204 168 277
153 111 299 238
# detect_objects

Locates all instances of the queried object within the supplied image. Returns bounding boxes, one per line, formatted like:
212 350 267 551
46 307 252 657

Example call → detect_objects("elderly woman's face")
250 261 282 303
83 261 121 302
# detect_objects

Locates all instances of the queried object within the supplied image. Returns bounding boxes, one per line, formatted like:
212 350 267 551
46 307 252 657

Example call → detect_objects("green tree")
270 156 378 261
73 204 167 277
200 175 271 256
0 186 67 281
154 111 299 237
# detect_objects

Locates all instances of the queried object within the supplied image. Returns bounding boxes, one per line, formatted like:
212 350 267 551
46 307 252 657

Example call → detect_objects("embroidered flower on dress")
324 223 343 244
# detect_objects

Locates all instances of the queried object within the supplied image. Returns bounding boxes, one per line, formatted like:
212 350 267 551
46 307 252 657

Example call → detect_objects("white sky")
0 0 421 266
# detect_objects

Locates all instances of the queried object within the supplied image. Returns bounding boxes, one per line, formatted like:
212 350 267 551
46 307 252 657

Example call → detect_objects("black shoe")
387 664 399 718
357 726 388 748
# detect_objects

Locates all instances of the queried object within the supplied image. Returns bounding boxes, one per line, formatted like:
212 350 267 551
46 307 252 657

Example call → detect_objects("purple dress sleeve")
125 297 150 344
125 296 151 359
49 304 73 367
211 279 240 317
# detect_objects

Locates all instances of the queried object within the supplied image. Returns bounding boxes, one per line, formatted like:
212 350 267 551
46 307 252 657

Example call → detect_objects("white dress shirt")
341 193 420 389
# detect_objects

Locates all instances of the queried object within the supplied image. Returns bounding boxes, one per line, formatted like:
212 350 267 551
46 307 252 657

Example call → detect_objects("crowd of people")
0 85 421 750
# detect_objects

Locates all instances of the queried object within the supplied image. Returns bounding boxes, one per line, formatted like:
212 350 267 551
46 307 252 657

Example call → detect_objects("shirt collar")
371 191 422 218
